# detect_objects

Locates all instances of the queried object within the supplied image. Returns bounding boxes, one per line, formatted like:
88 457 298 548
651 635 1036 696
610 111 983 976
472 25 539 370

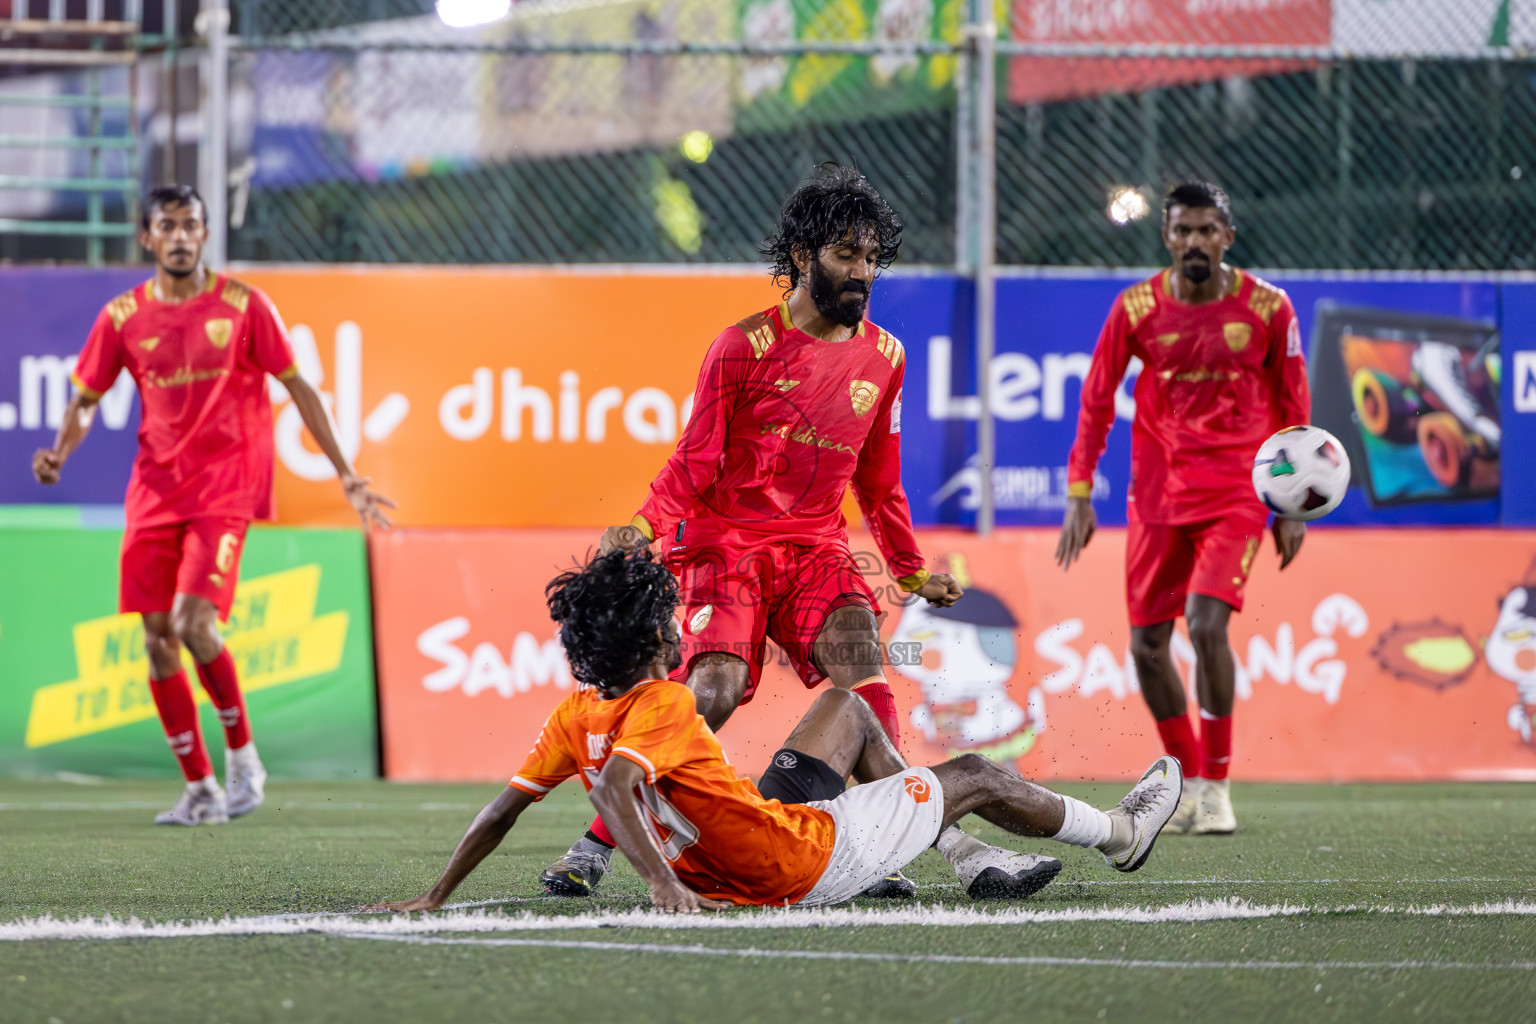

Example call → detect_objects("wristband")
897 569 932 593
1067 481 1092 499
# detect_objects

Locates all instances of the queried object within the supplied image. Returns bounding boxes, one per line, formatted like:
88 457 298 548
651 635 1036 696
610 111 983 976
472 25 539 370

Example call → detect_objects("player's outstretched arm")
32 391 99 485
375 785 536 912
280 374 396 530
1055 496 1097 569
589 756 729 914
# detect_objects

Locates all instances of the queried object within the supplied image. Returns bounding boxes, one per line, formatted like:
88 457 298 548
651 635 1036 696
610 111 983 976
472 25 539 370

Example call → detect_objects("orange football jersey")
510 679 836 906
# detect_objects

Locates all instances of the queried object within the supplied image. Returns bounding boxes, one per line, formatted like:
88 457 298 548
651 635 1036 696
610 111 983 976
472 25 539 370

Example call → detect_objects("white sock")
227 741 260 765
1051 795 1112 850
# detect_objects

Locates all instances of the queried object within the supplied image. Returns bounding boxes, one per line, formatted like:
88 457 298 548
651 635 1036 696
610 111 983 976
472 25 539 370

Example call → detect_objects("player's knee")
1130 630 1167 665
1187 617 1229 654
823 604 878 643
171 606 216 650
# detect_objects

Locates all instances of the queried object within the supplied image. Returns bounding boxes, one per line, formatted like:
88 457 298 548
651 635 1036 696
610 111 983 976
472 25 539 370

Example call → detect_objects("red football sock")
1200 711 1232 781
853 678 901 748
587 816 616 848
149 670 213 781
195 647 251 749
1155 712 1201 779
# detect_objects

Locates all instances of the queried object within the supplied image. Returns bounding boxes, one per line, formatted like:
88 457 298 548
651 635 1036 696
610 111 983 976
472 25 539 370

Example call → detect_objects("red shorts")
1126 516 1264 627
120 517 250 621
670 540 883 702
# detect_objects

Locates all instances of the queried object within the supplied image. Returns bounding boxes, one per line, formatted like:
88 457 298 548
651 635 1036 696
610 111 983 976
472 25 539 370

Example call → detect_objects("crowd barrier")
372 526 1536 784
0 525 377 779
3 266 1529 526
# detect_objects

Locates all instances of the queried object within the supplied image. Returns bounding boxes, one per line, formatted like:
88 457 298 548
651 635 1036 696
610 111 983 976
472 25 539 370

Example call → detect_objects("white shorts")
796 767 946 907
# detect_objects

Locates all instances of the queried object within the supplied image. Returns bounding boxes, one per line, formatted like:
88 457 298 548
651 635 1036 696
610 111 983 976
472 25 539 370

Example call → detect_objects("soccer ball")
1251 425 1351 521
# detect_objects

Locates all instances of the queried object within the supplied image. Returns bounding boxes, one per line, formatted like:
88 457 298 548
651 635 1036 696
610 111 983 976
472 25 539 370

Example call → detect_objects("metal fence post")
200 0 229 267
969 1 997 536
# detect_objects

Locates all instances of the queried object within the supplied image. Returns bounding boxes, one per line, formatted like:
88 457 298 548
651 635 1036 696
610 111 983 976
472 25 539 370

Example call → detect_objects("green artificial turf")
1 778 1533 1024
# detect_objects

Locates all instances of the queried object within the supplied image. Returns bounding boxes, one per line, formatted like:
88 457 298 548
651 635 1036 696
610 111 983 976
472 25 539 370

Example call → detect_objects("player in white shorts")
381 549 1183 914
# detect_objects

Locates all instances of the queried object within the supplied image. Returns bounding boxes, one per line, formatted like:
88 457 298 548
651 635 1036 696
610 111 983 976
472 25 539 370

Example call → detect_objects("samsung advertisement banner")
0 265 1523 527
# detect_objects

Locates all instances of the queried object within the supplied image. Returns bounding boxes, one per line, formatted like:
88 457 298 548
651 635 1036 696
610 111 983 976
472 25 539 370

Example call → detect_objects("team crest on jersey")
903 774 932 803
849 379 880 417
1223 323 1252 352
139 336 160 352
205 318 233 349
688 604 714 634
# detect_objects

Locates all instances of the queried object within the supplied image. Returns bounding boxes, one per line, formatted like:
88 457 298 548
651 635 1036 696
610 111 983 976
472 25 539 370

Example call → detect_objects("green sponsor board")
735 0 1006 131
0 526 377 779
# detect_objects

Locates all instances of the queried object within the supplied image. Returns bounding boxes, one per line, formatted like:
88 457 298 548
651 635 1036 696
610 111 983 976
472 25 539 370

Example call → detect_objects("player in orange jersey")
381 549 1182 914
1058 181 1310 837
542 164 962 900
32 185 394 827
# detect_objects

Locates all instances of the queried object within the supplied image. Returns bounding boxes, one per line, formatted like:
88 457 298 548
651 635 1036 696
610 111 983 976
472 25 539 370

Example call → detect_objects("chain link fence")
217 1 1536 269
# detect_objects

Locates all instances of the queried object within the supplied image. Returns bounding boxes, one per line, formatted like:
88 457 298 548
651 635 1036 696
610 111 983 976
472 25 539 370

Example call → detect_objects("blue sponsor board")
0 268 144 507
881 271 1518 528
1500 282 1536 527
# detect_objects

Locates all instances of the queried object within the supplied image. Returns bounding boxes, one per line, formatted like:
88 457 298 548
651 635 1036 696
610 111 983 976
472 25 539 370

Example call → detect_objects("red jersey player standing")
32 185 394 827
540 164 964 899
1056 181 1310 836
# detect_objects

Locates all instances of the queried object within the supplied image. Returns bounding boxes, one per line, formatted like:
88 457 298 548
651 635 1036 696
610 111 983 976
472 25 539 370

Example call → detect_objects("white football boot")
1162 778 1203 835
225 744 267 819
1100 756 1183 872
154 777 229 826
1192 777 1236 834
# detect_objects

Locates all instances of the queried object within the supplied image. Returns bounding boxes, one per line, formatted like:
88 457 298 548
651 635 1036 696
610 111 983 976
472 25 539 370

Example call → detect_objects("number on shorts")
636 783 700 861
215 532 240 573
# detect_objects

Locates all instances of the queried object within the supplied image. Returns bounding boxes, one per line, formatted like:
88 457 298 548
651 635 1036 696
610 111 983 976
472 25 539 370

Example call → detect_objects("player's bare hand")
342 473 396 531
1273 517 1305 570
649 878 729 914
599 524 649 556
1056 497 1097 569
918 573 963 607
32 448 62 485
371 894 442 913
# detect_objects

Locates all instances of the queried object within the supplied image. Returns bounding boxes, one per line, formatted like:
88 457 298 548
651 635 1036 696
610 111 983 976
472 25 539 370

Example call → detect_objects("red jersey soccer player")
32 185 394 827
539 164 964 899
1057 181 1310 836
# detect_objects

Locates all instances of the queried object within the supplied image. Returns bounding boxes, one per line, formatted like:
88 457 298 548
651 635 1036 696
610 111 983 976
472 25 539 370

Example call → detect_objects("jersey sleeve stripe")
612 746 658 784
509 776 552 794
275 362 300 382
69 373 102 401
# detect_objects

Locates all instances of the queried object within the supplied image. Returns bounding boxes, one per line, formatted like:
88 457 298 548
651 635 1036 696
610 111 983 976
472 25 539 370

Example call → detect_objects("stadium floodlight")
1107 187 1150 226
436 0 512 28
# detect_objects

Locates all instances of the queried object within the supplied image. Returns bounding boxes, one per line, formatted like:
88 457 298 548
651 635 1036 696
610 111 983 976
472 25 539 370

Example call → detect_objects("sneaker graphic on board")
154 778 229 827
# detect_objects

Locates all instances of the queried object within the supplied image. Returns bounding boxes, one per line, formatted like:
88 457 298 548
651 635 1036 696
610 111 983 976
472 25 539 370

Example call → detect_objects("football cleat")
154 779 229 827
539 848 609 897
861 871 918 899
225 747 267 819
1100 755 1183 872
1162 779 1201 835
1192 777 1237 835
964 851 1063 901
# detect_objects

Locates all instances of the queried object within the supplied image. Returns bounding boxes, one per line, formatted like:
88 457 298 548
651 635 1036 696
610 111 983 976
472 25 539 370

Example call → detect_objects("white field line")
342 933 1536 972
5 898 1536 942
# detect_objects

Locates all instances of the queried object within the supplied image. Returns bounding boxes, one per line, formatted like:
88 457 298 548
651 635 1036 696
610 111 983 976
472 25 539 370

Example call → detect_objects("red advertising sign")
372 526 1536 784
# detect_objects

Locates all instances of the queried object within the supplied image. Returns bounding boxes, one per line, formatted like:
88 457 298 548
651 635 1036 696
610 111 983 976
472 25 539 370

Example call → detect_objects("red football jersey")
510 679 836 906
636 301 924 579
1067 268 1311 526
71 274 299 527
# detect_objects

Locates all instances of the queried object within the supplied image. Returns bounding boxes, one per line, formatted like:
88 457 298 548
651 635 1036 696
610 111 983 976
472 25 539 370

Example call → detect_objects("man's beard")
1182 253 1213 283
809 259 869 328
162 251 197 278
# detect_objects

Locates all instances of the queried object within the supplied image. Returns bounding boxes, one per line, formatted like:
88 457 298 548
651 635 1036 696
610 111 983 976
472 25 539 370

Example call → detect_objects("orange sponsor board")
234 266 781 528
372 527 1536 783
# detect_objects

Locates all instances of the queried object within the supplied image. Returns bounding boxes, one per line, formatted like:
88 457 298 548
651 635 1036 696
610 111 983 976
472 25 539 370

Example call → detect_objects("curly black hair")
546 548 679 691
759 163 903 294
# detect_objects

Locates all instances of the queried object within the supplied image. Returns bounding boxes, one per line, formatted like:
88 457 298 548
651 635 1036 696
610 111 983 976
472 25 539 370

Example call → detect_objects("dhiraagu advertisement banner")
0 526 376 779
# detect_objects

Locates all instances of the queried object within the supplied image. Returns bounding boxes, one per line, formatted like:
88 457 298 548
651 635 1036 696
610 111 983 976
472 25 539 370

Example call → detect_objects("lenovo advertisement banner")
371 526 1536 784
0 526 377 779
